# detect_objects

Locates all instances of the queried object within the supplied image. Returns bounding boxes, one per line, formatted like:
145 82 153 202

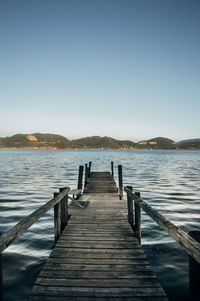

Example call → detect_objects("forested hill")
0 134 200 150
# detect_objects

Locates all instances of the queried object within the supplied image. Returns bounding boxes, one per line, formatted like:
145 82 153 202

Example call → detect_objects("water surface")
0 149 200 300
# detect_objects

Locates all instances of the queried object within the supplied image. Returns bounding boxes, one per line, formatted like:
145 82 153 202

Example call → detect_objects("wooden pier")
30 170 168 300
1 162 200 300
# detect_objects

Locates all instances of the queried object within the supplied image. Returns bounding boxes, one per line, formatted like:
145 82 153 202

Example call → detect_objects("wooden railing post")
0 253 2 301
88 161 92 176
135 192 141 245
59 187 69 233
189 231 200 301
77 165 84 190
111 161 114 177
84 163 88 187
54 192 61 243
126 186 134 229
118 165 123 200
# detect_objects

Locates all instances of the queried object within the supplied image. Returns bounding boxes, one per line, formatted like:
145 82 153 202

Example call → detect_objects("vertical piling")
189 231 200 301
88 161 92 177
111 161 114 178
84 164 88 187
54 192 61 243
77 165 84 190
127 186 134 229
59 187 68 232
135 192 141 245
118 165 123 200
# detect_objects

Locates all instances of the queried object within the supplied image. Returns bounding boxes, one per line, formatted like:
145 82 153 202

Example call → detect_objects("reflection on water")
0 149 200 300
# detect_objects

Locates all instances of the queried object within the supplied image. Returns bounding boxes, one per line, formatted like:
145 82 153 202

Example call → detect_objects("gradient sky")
0 0 200 142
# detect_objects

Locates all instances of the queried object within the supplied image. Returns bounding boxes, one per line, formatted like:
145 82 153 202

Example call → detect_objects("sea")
0 149 200 300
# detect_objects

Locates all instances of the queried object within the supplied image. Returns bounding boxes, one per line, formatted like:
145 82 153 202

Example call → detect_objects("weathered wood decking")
30 171 168 300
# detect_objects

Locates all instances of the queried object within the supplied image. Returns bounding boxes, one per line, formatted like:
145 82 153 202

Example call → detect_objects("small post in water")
135 192 141 245
111 161 114 177
127 186 134 229
59 187 69 232
118 165 123 200
189 231 200 301
54 192 61 243
77 165 84 190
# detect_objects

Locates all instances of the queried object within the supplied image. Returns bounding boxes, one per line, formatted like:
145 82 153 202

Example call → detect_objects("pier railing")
0 162 91 301
124 186 200 300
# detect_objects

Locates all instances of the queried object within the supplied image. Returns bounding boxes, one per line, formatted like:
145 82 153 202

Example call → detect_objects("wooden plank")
30 296 168 301
35 278 161 287
39 269 155 279
47 258 148 265
31 286 166 297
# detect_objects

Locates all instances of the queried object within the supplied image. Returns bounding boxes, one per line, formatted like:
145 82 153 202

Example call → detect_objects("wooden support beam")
118 165 123 200
54 192 61 243
189 231 200 301
111 161 114 177
127 185 134 229
59 187 69 233
88 161 92 176
77 165 84 190
134 192 141 245
84 164 88 187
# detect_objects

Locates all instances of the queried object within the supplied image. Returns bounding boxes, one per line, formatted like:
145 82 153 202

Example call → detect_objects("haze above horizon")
0 0 199 142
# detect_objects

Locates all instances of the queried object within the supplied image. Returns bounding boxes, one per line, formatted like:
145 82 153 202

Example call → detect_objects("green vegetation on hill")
177 139 200 150
0 134 200 150
71 136 136 149
136 137 177 150
0 133 71 149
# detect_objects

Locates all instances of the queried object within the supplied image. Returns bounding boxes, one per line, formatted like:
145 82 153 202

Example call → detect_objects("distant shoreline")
0 147 199 151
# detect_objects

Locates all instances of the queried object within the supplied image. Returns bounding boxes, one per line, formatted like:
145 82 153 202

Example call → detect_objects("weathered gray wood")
77 165 84 190
125 186 200 264
30 296 168 301
39 269 155 279
134 192 141 245
127 186 134 229
59 187 68 232
189 231 200 301
30 172 167 300
31 286 166 297
118 165 123 200
111 161 114 177
88 161 92 176
84 164 88 187
47 258 147 264
35 277 161 287
54 192 61 243
0 187 70 253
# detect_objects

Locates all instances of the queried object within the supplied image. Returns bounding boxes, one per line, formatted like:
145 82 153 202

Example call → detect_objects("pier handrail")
0 187 70 253
124 186 200 264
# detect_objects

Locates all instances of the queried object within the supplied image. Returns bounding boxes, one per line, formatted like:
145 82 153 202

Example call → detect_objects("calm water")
0 149 200 300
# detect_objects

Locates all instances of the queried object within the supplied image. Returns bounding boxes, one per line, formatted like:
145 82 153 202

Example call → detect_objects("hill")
71 136 136 149
0 133 71 149
0 134 200 150
177 139 200 150
136 137 177 149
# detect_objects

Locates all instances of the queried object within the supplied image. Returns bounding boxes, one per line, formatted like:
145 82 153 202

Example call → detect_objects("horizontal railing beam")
124 186 200 264
0 187 70 253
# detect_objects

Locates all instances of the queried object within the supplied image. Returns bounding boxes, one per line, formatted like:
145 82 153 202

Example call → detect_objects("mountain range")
0 134 200 150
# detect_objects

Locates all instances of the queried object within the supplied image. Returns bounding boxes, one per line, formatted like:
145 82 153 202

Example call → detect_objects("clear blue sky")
0 0 199 142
